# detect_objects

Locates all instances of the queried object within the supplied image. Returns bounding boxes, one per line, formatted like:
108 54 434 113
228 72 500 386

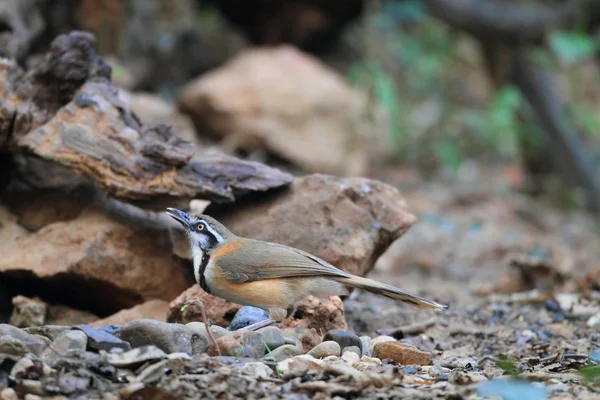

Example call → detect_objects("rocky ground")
0 19 600 400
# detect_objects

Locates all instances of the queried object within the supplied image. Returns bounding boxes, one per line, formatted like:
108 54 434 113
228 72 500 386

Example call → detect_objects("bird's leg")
239 318 277 331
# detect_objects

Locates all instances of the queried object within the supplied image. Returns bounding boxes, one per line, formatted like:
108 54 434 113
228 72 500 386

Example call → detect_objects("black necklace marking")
198 251 212 294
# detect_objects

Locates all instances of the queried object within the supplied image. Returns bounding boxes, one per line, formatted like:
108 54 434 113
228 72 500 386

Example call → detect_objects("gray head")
166 208 236 253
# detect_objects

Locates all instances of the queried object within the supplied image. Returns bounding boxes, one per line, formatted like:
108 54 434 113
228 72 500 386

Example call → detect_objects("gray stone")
359 336 371 356
308 341 341 358
118 319 208 355
256 326 285 350
185 322 229 341
240 331 266 359
322 330 362 353
107 345 167 367
228 306 270 330
72 325 130 352
40 330 87 366
239 362 274 378
0 324 49 355
262 344 301 363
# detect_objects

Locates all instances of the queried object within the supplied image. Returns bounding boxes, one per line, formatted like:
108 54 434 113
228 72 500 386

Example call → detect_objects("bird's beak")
166 207 192 229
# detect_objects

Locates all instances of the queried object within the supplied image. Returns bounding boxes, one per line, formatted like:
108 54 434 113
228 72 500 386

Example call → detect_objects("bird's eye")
197 223 205 231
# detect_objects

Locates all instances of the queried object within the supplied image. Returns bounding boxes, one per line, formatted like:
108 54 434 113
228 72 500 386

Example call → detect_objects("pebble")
308 341 341 358
262 344 301 363
401 366 418 374
23 325 71 342
0 388 18 400
208 331 266 359
256 326 285 350
372 342 432 366
0 324 50 356
240 362 274 378
322 330 362 354
0 335 29 357
41 330 87 365
107 345 167 367
341 350 361 366
342 345 361 356
323 355 339 362
118 319 208 355
185 322 229 340
361 355 383 365
589 349 600 364
72 325 131 352
282 327 321 352
369 335 396 355
228 306 270 330
278 354 324 375
359 336 371 356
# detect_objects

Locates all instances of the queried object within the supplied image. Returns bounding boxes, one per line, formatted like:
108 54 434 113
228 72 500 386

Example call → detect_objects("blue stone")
228 306 269 330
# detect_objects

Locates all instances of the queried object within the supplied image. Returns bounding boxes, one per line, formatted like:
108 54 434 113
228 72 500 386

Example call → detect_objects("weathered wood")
1 31 293 204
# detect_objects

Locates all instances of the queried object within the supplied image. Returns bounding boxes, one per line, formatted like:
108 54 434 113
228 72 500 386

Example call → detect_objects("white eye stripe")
199 220 224 243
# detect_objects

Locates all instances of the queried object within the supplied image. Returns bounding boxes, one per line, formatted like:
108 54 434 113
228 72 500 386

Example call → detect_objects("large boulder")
0 209 190 316
177 46 381 176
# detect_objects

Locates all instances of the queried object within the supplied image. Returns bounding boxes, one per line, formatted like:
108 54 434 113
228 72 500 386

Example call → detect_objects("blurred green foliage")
345 0 600 178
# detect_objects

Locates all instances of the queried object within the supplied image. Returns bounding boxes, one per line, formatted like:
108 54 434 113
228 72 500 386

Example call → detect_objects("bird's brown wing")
214 239 352 283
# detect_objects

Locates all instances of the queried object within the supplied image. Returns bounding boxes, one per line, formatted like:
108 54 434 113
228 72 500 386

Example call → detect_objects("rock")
228 306 270 330
178 46 377 176
343 346 361 356
107 345 167 368
7 32 293 204
0 210 189 316
547 322 573 338
9 296 46 328
359 336 371 356
239 362 274 378
372 342 432 366
0 207 28 252
277 295 347 332
369 336 396 354
322 330 362 354
278 354 326 375
118 319 208 355
23 326 70 342
120 91 201 147
167 285 242 327
72 325 131 352
589 349 600 364
89 300 170 327
0 335 29 357
308 341 341 358
208 331 265 359
45 304 99 326
40 330 87 365
342 349 361 366
281 327 322 353
262 344 301 363
0 388 18 400
209 174 416 278
0 324 49 355
256 326 285 350
185 322 229 341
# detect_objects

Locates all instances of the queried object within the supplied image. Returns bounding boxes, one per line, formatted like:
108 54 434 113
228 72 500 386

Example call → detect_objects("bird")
166 207 447 331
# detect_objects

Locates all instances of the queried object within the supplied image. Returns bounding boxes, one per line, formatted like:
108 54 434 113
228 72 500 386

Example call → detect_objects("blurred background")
1 1 600 396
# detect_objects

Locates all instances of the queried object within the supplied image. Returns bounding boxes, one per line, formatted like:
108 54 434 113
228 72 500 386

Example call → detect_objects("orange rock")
167 285 242 327
372 342 432 366
276 295 347 333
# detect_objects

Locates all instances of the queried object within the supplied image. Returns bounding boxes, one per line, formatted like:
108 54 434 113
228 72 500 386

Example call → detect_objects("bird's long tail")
332 275 447 310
